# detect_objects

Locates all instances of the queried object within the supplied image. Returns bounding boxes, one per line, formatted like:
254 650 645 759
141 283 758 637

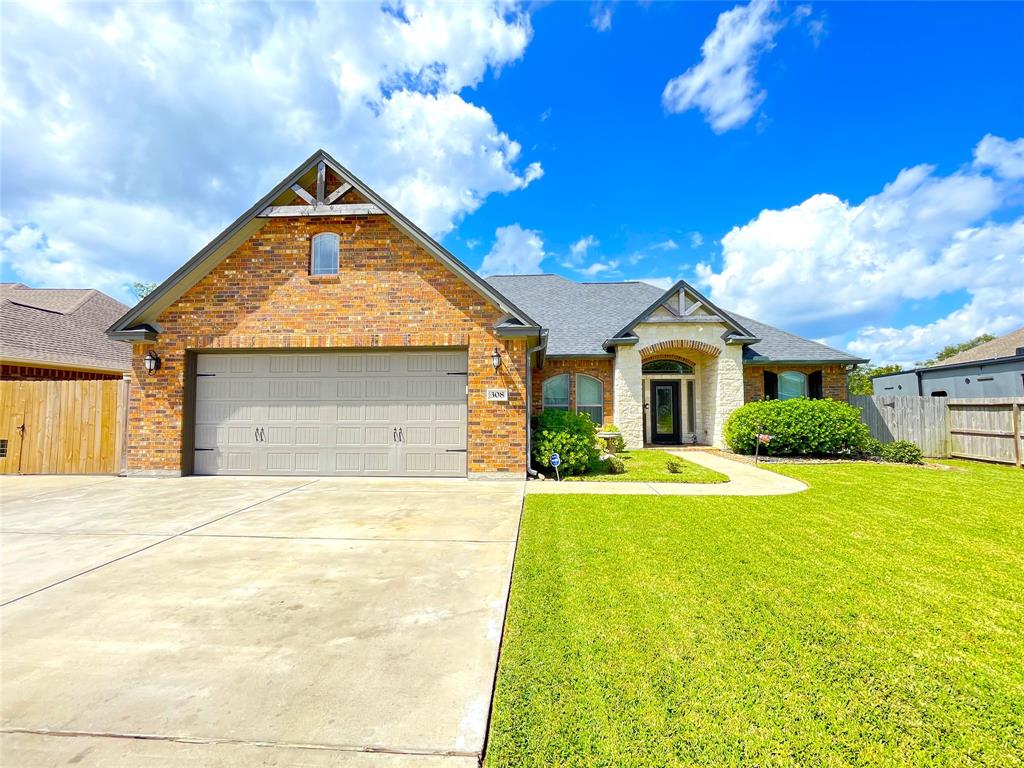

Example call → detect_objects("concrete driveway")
0 474 524 767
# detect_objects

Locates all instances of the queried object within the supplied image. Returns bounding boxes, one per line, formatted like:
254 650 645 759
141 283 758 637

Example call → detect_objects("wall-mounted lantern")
491 347 502 371
143 350 161 374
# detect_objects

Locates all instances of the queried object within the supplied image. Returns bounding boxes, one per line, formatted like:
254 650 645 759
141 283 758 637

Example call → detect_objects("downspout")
525 330 548 479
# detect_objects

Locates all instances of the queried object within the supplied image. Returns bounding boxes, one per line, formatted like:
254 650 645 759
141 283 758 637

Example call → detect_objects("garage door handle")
393 427 398 443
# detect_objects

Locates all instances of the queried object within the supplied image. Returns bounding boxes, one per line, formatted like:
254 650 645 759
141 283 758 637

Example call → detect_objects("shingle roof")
485 274 866 364
486 274 662 356
1 285 132 373
936 327 1024 366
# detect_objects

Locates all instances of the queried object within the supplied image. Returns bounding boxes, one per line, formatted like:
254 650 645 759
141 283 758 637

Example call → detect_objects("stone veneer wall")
743 364 850 402
127 213 529 477
531 357 614 425
613 323 744 449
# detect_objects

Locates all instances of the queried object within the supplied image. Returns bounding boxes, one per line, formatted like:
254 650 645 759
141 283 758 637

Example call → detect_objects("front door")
650 380 681 444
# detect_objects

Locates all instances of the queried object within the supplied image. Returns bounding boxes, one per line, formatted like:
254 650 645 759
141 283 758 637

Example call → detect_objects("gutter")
525 330 548 479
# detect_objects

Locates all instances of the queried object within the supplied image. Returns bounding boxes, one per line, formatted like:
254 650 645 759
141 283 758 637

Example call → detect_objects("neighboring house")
107 150 865 478
1 283 131 380
872 327 1024 398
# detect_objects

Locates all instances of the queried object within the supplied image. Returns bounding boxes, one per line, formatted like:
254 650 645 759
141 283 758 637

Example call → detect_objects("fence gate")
948 398 1024 467
0 379 128 475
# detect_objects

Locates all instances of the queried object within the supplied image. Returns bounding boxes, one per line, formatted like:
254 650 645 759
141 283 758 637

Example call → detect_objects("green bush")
860 436 885 458
724 398 871 456
666 457 688 474
532 409 600 475
604 455 626 475
880 440 924 464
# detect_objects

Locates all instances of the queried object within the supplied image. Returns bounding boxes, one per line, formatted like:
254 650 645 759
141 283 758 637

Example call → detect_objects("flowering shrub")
532 409 600 475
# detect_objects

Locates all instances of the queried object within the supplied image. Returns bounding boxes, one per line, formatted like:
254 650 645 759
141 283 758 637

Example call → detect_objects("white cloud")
696 135 1024 364
662 0 782 133
590 4 613 32
973 134 1024 179
577 260 620 277
479 224 546 276
652 239 679 251
0 1 541 294
641 276 675 291
565 234 599 266
689 232 705 248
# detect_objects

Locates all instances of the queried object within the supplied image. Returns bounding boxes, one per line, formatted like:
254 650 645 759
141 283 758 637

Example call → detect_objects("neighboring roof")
108 149 539 340
1 284 131 373
936 327 1024 366
486 274 867 364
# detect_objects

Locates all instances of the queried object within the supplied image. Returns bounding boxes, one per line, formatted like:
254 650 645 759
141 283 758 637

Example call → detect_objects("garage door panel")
194 351 467 477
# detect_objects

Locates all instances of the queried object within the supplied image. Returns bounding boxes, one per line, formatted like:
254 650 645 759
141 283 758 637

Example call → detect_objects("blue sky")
1 1 1022 365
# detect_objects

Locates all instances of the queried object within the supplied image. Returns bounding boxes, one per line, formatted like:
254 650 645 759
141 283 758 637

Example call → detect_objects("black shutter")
763 371 778 400
809 370 823 399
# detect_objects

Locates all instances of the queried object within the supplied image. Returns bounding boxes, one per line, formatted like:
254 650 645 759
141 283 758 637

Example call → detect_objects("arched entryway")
638 340 720 445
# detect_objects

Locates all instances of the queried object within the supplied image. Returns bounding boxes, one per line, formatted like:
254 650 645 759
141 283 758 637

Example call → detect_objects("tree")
917 333 995 368
848 364 903 396
132 281 158 302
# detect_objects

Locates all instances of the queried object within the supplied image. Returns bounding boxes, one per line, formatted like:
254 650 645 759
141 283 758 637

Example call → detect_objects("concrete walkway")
527 450 807 496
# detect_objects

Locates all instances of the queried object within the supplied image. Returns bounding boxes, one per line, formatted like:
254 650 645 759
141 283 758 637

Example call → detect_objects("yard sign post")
550 452 561 481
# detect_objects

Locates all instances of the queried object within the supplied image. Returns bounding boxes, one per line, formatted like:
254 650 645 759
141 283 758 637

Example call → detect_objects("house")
107 150 866 478
872 327 1024 398
1 284 131 380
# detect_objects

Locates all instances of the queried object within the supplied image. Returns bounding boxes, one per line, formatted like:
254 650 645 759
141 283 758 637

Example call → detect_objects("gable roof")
1 284 131 373
937 327 1024 366
486 274 867 364
108 149 539 340
604 278 758 347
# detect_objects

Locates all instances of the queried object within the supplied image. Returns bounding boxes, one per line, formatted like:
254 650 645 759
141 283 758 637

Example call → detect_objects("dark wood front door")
650 380 681 444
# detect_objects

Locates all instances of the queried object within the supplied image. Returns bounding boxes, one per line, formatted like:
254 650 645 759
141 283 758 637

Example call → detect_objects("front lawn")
565 449 728 484
487 461 1024 767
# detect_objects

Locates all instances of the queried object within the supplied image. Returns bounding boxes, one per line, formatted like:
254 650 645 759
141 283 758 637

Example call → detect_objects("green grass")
487 461 1024 767
565 449 728 484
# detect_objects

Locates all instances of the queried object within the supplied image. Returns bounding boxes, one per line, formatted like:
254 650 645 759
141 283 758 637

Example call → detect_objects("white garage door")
192 350 468 477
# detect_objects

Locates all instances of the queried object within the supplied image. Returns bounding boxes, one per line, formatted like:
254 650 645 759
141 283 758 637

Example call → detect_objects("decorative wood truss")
259 161 384 217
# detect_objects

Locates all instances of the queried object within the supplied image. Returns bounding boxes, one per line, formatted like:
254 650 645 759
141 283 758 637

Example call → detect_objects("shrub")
532 409 600 475
860 436 885 458
666 457 687 474
724 398 871 456
880 440 924 464
604 455 626 475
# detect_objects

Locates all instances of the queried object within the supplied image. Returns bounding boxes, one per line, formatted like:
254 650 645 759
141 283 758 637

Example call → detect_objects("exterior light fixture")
143 351 161 374
491 347 502 371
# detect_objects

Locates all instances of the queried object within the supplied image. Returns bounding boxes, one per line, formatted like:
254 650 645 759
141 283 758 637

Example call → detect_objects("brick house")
108 150 866 478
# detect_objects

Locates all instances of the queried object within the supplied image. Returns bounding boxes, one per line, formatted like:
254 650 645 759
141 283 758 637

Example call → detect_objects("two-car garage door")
193 350 468 477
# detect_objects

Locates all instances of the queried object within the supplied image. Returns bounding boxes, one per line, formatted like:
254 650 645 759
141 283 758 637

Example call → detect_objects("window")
576 374 603 425
542 374 569 410
930 390 948 397
642 359 694 375
311 232 340 275
778 371 807 400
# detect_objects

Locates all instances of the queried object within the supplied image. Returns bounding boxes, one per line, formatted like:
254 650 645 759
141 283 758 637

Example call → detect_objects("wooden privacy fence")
0 379 129 475
851 394 1024 467
849 395 950 458
947 398 1023 467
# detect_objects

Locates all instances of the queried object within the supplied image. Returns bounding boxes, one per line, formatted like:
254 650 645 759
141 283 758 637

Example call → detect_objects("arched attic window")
311 232 340 275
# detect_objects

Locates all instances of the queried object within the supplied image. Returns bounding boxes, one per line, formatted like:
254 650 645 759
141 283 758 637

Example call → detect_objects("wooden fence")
0 379 129 475
849 395 950 457
850 394 1024 467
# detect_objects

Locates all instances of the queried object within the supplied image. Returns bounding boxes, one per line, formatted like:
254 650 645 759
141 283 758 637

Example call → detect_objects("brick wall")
532 357 614 425
127 214 529 476
743 364 849 402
